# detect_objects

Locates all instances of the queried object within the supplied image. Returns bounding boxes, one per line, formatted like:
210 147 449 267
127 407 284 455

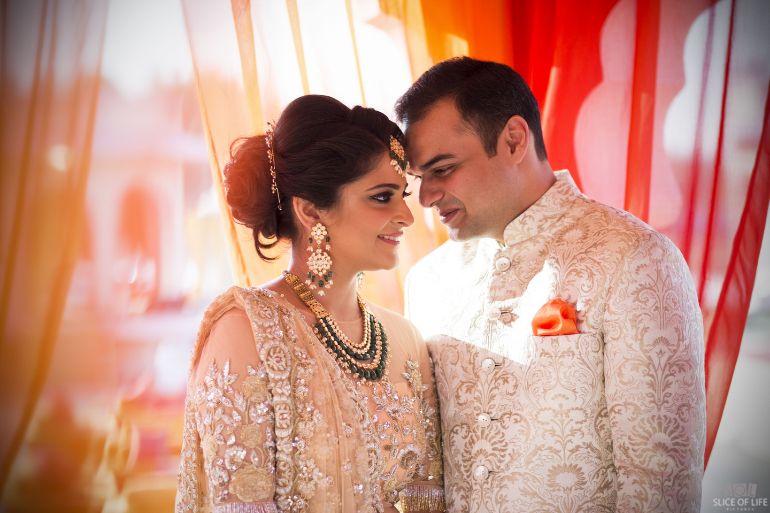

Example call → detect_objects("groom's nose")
418 178 442 209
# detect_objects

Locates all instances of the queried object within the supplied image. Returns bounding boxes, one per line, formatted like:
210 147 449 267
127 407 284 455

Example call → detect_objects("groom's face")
405 98 511 241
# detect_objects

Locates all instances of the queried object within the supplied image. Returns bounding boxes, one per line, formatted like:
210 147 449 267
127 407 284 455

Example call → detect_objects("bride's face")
320 152 414 273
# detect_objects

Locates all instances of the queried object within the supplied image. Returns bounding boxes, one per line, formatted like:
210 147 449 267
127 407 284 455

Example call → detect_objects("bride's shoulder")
199 286 285 325
192 287 294 366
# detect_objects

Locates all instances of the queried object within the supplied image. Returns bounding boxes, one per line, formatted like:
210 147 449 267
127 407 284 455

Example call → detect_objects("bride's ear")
293 196 322 232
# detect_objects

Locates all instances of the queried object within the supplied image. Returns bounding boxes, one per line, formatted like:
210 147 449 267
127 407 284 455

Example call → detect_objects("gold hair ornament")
265 121 282 211
389 136 410 177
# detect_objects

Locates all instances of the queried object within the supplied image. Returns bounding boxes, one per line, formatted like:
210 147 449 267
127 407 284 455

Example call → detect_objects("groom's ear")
500 115 529 165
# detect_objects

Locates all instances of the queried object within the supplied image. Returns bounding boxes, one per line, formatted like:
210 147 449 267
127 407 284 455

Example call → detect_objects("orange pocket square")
531 299 579 336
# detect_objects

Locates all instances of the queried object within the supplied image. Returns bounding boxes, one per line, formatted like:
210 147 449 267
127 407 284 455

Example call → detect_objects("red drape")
417 0 769 465
705 86 770 463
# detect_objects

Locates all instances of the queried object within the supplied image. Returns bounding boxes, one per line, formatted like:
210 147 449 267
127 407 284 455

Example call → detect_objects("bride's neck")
282 253 361 323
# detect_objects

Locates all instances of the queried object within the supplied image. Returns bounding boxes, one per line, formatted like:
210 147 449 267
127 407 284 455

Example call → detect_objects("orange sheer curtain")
0 0 108 495
184 0 769 465
182 0 439 310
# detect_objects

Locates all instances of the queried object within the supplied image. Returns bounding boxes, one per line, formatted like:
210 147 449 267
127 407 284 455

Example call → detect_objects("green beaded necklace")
283 271 388 381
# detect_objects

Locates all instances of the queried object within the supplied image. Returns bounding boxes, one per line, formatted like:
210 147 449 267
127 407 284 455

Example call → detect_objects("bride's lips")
377 232 403 246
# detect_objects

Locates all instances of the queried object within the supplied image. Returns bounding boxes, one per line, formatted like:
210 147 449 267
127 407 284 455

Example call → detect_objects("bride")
175 95 444 513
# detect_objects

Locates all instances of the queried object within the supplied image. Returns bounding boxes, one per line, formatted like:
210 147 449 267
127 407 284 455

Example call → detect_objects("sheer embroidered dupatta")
176 287 442 513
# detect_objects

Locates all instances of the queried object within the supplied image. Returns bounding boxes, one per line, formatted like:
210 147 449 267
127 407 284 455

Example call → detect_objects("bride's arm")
187 307 277 512
399 323 446 513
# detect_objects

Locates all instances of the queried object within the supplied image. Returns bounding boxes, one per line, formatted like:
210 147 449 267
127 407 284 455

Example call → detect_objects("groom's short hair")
395 57 547 160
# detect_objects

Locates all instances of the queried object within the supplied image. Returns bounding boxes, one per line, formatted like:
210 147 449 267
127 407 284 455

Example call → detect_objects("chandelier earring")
306 222 333 296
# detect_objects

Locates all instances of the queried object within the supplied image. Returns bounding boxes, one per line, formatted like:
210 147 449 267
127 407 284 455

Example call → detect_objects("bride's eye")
371 191 394 203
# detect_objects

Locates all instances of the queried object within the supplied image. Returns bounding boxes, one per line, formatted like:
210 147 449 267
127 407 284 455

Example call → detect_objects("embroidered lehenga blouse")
175 287 444 513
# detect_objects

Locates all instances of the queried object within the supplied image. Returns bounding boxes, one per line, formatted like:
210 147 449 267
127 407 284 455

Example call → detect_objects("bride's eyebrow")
365 183 401 192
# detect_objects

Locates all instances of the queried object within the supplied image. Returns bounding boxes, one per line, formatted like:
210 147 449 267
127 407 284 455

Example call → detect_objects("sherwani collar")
501 170 580 247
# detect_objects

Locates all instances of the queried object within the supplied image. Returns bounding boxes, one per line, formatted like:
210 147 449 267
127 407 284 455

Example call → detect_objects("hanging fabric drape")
705 86 770 464
181 0 438 308
0 0 108 495
183 0 769 466
419 0 770 466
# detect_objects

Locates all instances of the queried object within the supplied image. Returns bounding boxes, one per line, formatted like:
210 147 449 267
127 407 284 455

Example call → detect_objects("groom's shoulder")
412 239 456 269
405 240 459 307
408 237 485 282
578 193 685 264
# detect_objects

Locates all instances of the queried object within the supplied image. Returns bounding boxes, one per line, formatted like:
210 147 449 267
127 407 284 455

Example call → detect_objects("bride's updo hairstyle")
224 95 406 261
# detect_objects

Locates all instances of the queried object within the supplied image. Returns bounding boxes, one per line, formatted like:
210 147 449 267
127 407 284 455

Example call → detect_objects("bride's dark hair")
224 95 406 261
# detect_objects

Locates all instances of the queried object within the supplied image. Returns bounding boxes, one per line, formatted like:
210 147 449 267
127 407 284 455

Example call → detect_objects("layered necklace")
283 271 388 381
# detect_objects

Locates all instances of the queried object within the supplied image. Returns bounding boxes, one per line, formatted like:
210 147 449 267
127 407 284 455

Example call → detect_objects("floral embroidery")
242 374 269 402
410 171 704 512
230 467 274 502
547 463 587 490
202 434 218 465
247 291 330 512
176 392 204 513
176 287 445 513
403 359 443 481
238 424 264 449
192 358 274 505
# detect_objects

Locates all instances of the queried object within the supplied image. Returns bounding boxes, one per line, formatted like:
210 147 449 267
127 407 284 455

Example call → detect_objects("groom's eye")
433 165 455 177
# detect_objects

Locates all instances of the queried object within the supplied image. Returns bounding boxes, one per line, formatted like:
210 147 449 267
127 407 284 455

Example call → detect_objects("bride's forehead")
348 153 407 187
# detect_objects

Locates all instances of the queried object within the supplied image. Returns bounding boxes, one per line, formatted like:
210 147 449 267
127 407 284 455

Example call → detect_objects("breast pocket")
519 332 604 409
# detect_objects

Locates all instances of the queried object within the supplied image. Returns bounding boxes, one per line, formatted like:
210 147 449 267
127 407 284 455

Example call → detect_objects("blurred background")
0 0 768 511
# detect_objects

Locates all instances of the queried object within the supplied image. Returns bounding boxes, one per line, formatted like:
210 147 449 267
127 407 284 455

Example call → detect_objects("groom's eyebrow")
419 153 455 171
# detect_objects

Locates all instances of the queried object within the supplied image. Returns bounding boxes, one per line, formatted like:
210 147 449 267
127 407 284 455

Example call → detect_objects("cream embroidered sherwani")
404 171 706 513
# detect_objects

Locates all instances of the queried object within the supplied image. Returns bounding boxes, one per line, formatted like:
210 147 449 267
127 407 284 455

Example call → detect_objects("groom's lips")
439 208 460 225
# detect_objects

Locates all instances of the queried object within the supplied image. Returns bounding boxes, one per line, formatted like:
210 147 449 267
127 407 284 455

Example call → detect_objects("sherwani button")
500 311 516 324
473 465 489 481
494 256 511 272
480 358 496 372
477 413 492 428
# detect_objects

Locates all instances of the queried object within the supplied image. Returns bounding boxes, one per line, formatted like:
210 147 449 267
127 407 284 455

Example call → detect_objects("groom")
397 57 705 512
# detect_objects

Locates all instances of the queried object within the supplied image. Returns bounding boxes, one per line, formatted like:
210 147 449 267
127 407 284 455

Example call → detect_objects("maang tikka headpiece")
265 121 282 211
389 135 410 177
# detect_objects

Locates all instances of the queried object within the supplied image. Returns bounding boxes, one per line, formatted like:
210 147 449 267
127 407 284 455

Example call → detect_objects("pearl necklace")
283 271 388 381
